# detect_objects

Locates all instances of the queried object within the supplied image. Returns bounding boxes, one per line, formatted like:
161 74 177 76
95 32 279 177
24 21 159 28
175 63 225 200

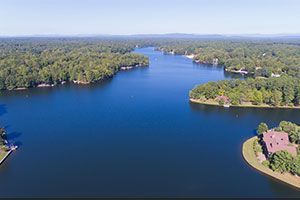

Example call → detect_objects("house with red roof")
262 130 297 157
215 95 230 104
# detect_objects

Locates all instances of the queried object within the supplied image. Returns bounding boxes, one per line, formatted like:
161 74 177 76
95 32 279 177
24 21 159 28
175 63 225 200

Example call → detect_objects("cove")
0 47 299 197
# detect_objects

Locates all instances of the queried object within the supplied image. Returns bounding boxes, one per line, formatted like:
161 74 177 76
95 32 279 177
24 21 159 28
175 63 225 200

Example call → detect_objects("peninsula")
189 76 300 109
0 39 149 91
243 121 300 189
0 127 17 166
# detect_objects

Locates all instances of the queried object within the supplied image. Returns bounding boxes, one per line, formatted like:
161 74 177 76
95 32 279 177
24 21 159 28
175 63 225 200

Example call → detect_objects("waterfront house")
215 95 230 105
262 130 297 157
212 58 219 65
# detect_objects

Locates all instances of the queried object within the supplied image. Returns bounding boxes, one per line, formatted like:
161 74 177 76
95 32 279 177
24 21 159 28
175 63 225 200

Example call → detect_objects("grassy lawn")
0 151 7 160
0 146 12 164
242 137 300 189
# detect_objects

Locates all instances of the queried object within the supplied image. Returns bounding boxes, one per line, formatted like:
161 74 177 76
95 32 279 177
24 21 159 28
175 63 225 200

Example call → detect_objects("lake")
0 47 299 197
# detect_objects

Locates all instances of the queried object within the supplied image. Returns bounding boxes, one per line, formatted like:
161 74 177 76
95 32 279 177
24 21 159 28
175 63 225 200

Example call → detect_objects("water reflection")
189 102 300 125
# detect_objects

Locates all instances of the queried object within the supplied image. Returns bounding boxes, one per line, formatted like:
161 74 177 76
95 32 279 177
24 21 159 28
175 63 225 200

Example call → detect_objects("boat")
8 144 18 151
11 145 18 150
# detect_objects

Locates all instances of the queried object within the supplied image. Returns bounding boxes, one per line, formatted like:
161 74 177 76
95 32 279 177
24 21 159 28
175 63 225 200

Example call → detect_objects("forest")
189 75 300 107
0 38 149 90
158 39 300 108
157 40 300 78
1 37 299 97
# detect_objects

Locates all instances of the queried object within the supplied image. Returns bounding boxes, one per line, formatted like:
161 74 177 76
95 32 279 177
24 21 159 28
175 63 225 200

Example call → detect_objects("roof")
215 95 230 103
262 130 297 156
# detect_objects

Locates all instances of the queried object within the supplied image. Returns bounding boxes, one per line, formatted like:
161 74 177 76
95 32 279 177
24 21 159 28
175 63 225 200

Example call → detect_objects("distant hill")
1 33 300 39
128 33 224 39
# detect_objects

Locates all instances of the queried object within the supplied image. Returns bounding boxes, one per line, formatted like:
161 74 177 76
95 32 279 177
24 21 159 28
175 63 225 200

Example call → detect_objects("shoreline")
0 150 12 165
6 64 149 92
242 136 300 189
184 54 195 59
189 98 300 109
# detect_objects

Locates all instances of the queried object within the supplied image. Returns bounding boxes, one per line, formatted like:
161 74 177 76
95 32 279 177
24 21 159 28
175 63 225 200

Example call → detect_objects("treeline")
190 76 300 107
157 40 300 78
0 38 149 90
155 39 300 108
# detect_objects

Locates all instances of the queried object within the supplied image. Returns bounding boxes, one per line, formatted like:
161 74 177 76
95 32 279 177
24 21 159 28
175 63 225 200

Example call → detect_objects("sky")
0 0 300 36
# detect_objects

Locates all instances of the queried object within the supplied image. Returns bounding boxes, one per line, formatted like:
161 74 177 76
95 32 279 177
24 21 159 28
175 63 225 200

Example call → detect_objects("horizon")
1 33 300 38
1 0 300 36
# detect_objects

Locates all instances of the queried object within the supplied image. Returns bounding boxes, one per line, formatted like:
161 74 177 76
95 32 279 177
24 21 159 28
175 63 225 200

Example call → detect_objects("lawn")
0 148 11 164
242 136 300 189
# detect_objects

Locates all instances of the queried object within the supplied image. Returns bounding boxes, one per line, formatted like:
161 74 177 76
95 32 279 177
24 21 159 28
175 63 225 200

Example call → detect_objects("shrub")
253 139 263 155
269 151 294 173
262 160 270 167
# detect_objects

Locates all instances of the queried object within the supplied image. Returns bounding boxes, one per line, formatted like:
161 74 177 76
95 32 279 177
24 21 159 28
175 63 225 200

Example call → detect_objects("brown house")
262 130 297 156
215 95 230 104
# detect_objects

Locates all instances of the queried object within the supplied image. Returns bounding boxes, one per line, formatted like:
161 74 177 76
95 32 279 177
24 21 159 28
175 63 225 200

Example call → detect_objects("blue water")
0 47 299 197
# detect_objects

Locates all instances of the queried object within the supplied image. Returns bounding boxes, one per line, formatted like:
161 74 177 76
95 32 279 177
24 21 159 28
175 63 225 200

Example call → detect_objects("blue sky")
0 0 299 36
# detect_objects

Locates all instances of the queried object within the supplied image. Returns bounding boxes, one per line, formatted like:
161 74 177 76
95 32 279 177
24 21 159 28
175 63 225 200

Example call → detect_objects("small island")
243 121 300 189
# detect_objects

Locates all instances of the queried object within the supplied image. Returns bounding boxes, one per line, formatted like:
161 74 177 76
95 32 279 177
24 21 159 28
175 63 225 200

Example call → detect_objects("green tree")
0 127 7 145
251 90 263 105
291 156 300 175
269 151 294 173
257 122 268 135
279 121 297 134
282 83 295 105
228 91 241 105
278 121 300 143
218 98 225 106
289 130 300 144
270 90 283 106
295 86 300 106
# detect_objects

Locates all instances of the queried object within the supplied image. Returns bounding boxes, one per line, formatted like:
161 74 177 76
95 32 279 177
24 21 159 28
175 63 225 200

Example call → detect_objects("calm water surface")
0 47 299 197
